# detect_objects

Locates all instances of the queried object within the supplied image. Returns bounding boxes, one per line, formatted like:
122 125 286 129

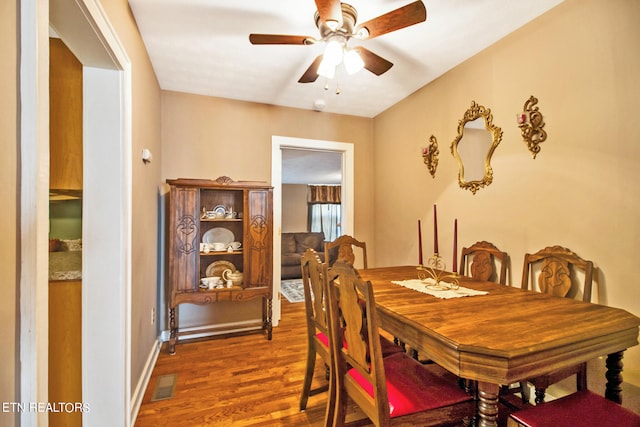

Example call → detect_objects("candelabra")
417 253 460 290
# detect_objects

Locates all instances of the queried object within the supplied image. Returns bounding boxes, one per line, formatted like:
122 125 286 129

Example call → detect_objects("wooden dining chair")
459 240 509 285
325 260 475 427
299 248 332 414
507 390 640 427
299 249 403 419
324 234 367 269
520 245 594 404
456 241 510 394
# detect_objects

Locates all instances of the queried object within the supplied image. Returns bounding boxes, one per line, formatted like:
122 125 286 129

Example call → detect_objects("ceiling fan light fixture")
355 27 369 39
344 49 364 74
323 39 344 66
251 1 425 85
317 58 336 79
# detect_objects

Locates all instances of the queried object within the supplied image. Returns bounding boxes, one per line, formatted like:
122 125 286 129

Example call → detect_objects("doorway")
21 0 132 424
271 136 354 325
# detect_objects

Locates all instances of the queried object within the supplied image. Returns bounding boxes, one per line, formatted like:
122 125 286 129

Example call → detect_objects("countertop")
49 250 82 281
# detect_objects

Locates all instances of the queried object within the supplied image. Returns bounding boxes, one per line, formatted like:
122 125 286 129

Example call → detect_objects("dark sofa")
281 231 327 279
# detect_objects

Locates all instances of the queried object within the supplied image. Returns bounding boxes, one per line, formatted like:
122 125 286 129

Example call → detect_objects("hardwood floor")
135 300 500 426
135 299 347 426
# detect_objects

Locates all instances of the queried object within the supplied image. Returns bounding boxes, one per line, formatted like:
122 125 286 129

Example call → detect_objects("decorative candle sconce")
422 135 439 178
518 96 547 159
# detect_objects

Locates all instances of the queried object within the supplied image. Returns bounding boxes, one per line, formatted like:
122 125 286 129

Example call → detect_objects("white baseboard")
130 337 162 424
159 318 264 342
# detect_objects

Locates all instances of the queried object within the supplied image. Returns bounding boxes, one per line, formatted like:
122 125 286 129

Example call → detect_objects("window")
309 204 341 241
308 185 341 241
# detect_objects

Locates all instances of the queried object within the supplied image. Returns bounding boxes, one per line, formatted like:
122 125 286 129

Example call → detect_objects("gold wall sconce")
422 135 439 178
518 96 547 159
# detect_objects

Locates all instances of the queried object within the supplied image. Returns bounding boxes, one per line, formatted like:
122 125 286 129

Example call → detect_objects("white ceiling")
282 148 343 184
129 0 564 118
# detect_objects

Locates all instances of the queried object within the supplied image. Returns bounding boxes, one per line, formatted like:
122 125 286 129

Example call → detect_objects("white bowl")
211 242 227 251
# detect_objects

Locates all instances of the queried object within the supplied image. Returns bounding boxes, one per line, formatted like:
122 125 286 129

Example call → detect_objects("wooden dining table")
359 265 640 427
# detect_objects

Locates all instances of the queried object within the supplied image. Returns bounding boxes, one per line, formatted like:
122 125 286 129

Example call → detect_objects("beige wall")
0 0 18 424
374 0 640 397
282 184 308 232
98 0 163 397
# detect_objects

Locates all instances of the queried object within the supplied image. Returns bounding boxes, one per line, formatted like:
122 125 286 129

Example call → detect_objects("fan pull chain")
322 79 340 95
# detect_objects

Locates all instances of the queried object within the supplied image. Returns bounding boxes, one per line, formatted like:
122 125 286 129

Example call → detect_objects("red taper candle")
452 219 458 273
418 219 423 265
433 204 439 254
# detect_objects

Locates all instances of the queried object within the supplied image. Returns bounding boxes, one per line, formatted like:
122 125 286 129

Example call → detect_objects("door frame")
21 0 133 424
271 136 354 324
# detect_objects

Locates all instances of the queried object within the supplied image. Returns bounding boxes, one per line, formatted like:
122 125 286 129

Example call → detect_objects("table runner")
392 278 488 299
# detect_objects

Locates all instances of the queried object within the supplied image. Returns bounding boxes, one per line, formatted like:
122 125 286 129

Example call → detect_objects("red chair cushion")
316 331 329 348
510 390 640 427
347 352 472 418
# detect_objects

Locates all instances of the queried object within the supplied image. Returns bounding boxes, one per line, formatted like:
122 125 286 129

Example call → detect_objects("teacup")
205 211 216 219
229 241 241 250
201 276 222 290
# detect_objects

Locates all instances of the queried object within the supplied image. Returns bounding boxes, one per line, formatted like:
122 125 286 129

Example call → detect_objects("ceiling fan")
249 0 427 83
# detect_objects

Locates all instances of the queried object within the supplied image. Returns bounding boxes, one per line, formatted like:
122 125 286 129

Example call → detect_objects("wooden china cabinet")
166 176 273 354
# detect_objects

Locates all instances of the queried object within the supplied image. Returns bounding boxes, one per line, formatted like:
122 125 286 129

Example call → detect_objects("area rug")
280 279 305 303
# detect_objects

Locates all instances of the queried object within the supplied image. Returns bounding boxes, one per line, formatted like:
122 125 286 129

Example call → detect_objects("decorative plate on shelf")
205 260 236 278
213 205 227 216
202 227 234 244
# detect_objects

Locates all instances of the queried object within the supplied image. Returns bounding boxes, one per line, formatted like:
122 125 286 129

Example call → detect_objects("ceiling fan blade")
353 47 393 76
355 0 426 40
314 0 343 29
249 34 316 45
298 55 324 83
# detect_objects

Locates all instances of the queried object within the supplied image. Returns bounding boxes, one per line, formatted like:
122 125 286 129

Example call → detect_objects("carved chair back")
460 241 509 285
324 234 368 269
521 245 593 302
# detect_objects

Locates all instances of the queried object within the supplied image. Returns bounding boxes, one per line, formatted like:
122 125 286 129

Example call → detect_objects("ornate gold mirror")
450 101 503 194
